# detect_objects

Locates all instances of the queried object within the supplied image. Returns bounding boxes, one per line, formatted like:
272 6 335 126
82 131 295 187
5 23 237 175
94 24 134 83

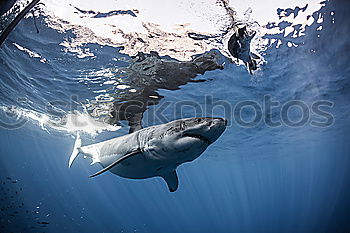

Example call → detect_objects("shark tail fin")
69 132 82 168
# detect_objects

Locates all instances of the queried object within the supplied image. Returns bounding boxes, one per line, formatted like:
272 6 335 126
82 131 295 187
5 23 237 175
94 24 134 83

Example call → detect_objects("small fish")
38 221 49 225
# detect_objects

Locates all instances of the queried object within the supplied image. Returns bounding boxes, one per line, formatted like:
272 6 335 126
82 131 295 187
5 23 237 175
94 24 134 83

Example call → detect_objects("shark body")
69 117 227 192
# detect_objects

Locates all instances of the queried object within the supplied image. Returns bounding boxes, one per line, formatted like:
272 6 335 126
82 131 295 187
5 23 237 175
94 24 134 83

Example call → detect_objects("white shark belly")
98 152 166 179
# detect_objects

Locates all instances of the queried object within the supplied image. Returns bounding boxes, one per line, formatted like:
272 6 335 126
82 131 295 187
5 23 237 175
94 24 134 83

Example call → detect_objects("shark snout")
210 118 227 127
202 117 227 128
206 118 227 143
182 117 227 144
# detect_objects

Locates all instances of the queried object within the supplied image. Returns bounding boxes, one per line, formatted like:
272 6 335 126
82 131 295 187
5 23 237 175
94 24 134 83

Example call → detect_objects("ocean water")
0 0 349 232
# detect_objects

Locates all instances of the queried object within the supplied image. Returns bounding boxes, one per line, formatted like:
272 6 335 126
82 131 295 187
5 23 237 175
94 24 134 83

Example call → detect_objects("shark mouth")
183 133 211 144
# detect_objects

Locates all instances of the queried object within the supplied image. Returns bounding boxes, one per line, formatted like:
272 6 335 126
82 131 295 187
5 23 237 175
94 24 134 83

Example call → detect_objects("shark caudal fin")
68 133 101 168
69 132 82 168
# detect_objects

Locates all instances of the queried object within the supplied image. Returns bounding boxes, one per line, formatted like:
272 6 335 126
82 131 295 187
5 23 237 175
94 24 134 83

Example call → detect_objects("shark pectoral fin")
89 149 141 178
161 170 179 192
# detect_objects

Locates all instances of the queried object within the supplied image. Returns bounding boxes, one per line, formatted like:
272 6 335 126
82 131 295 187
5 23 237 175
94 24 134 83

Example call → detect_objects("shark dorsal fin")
161 170 179 192
89 149 141 178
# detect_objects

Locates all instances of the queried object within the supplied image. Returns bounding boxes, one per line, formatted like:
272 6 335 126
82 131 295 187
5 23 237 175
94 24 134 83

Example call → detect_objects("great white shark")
69 117 227 192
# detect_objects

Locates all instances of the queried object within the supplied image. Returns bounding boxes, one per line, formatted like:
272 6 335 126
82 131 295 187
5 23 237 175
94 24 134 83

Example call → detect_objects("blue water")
0 0 350 232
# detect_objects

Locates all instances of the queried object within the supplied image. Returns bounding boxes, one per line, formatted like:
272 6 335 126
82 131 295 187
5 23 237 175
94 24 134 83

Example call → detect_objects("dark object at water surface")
98 50 224 133
0 0 40 46
227 26 259 74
